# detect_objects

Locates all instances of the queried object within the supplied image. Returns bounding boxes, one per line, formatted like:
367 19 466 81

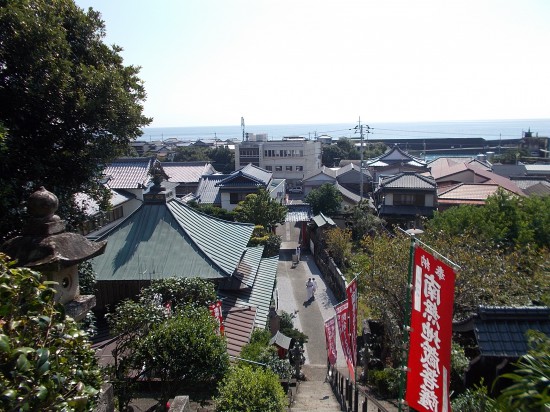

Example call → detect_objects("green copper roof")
92 200 254 281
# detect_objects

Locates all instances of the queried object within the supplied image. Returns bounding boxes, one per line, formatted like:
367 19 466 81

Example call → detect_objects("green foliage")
279 311 308 345
248 225 282 257
78 261 97 296
106 277 220 408
233 188 287 231
493 331 550 411
347 201 386 241
368 367 401 398
451 382 494 412
305 183 342 216
139 277 217 310
428 190 550 251
187 201 235 221
0 253 102 411
0 0 151 240
451 341 470 393
215 365 287 412
325 227 352 268
172 146 234 173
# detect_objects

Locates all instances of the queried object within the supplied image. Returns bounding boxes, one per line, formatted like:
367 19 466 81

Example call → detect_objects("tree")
106 277 220 409
248 225 282 257
215 365 287 412
305 183 342 216
233 188 287 231
0 253 102 411
347 201 386 241
325 227 352 268
209 146 235 173
0 0 151 240
321 144 344 167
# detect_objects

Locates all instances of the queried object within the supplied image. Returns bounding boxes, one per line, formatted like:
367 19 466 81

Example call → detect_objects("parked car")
288 186 303 194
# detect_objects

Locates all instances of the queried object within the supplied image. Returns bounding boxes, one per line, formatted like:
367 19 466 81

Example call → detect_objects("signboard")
335 300 355 379
346 279 358 366
208 300 224 336
324 316 337 365
406 246 455 412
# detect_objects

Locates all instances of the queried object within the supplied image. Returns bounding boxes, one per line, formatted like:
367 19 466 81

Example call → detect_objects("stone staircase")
289 365 342 412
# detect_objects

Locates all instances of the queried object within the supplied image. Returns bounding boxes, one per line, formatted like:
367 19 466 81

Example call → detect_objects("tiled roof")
220 255 278 329
491 164 528 178
303 166 337 181
336 182 361 203
195 174 225 205
285 205 312 223
438 183 506 201
103 157 155 189
336 162 372 179
91 199 254 281
161 162 216 183
312 213 336 228
455 306 550 358
217 164 271 188
379 172 437 190
522 182 550 196
223 304 257 358
369 145 427 166
167 200 255 276
269 330 293 350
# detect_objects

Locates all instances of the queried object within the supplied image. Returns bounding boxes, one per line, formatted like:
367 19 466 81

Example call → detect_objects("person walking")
312 277 318 299
306 278 314 301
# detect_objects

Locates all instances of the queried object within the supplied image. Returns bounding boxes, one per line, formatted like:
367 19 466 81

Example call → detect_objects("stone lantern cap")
1 187 106 271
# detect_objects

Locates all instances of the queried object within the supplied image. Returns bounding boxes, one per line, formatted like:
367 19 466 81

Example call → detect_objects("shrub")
368 367 400 398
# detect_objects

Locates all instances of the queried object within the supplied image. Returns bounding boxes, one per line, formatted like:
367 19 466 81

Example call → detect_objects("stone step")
290 381 342 412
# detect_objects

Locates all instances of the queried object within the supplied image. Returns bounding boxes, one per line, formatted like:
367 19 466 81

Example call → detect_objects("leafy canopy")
305 183 342 216
0 0 151 239
233 188 287 231
0 253 102 411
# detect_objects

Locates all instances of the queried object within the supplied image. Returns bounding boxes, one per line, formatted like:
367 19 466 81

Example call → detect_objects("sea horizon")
141 118 550 143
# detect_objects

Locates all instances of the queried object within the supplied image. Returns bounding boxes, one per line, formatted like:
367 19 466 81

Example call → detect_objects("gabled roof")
195 174 225 204
217 164 272 188
379 172 437 190
285 204 312 223
453 306 550 358
336 182 362 203
437 183 505 204
522 181 550 196
91 199 254 280
103 157 157 189
223 304 257 358
220 255 278 329
303 166 337 181
312 213 336 228
429 157 491 180
336 162 372 179
161 162 217 183
368 145 427 167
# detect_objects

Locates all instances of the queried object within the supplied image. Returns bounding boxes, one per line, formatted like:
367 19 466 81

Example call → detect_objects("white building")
235 135 322 188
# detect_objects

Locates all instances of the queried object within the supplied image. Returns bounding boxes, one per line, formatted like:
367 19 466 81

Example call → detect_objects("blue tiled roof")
91 199 254 280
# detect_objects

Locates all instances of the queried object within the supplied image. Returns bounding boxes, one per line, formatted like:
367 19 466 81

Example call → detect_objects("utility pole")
354 117 370 201
241 116 245 142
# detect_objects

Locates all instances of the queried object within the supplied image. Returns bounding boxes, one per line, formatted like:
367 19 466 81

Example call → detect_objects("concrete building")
235 135 322 188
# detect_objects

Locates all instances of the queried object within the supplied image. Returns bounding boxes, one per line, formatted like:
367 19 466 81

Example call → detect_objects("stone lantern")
1 187 107 320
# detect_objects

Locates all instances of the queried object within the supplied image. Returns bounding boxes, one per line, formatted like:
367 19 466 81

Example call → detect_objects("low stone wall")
312 250 347 302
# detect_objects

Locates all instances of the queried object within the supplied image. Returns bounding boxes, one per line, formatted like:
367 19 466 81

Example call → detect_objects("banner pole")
398 235 416 411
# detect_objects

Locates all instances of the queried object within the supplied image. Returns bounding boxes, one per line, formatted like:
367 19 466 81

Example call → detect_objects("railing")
327 364 392 412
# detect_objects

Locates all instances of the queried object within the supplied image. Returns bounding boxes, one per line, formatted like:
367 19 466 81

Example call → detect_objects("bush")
451 383 494 412
215 365 287 412
279 311 308 345
368 367 400 399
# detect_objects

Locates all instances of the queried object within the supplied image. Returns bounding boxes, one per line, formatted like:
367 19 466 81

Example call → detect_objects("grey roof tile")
103 157 155 189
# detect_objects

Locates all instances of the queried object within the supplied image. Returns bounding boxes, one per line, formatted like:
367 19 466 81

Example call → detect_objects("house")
374 171 438 227
194 163 285 211
302 163 372 197
90 179 279 355
366 145 429 187
161 161 217 197
453 306 550 394
235 136 322 188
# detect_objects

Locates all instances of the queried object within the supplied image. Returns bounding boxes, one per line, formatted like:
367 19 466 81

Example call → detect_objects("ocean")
141 118 550 143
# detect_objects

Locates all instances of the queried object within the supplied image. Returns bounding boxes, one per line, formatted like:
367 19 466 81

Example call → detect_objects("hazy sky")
75 0 550 127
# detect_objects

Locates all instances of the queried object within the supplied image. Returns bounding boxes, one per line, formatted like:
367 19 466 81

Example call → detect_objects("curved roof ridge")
167 199 254 276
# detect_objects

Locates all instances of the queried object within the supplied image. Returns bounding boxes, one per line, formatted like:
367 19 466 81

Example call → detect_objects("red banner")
208 301 224 336
335 300 354 379
324 316 337 365
346 279 358 366
406 246 455 412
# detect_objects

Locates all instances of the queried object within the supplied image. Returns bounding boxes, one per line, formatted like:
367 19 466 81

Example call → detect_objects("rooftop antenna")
241 117 246 141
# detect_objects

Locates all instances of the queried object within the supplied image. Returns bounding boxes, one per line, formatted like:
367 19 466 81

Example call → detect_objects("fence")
327 364 393 412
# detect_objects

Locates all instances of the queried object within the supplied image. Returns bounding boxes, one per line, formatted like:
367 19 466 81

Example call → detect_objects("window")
230 192 248 204
286 166 293 171
265 165 272 171
275 166 282 171
296 165 303 171
394 193 424 206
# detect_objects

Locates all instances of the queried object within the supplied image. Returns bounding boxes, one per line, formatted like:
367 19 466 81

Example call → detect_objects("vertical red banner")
324 316 338 366
406 246 455 412
346 279 358 366
335 300 354 379
208 300 224 336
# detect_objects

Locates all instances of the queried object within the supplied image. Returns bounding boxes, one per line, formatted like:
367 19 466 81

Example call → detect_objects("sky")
74 0 550 128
